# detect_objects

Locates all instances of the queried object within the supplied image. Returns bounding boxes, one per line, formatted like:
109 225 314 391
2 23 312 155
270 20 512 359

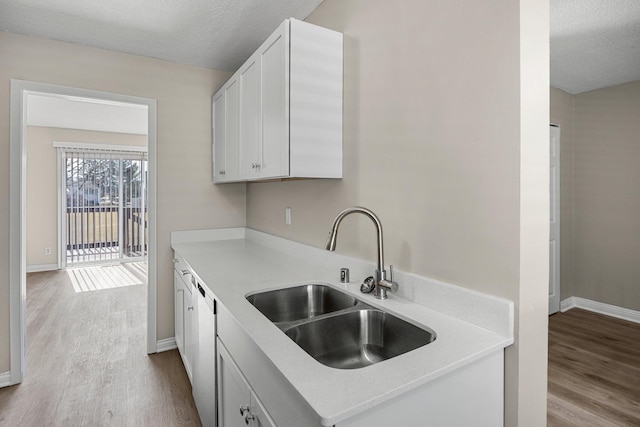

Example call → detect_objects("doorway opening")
549 124 561 314
9 80 158 385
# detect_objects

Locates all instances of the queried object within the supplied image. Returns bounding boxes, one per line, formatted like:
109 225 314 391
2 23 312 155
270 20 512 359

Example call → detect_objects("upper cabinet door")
224 80 240 180
238 55 261 180
212 79 240 183
212 89 226 181
258 20 289 180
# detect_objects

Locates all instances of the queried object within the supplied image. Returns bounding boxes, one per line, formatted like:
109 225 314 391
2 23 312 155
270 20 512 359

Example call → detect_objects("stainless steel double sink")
246 284 436 369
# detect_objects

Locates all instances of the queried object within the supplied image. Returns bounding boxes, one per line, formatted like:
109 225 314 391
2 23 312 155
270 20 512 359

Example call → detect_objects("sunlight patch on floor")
123 261 147 281
67 263 146 293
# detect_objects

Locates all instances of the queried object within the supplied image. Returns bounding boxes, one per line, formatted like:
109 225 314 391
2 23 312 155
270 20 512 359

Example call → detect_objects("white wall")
572 81 640 310
550 87 575 300
0 32 247 373
551 82 640 311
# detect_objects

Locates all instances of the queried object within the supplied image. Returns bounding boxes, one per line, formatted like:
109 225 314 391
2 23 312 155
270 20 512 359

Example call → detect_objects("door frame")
9 79 158 384
549 124 561 314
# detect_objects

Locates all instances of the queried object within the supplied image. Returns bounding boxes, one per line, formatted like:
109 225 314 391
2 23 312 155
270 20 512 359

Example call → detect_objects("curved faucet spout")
325 207 397 299
326 206 384 272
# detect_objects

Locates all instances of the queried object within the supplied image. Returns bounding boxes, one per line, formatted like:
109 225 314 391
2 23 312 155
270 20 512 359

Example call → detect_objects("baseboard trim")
561 297 640 324
156 337 177 352
26 264 59 273
0 371 11 388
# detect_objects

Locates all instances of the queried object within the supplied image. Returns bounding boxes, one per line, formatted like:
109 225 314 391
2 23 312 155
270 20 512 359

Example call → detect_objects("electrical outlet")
45 247 52 255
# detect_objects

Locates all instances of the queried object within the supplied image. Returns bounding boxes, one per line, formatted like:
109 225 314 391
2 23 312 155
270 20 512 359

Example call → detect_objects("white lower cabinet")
217 302 320 427
174 256 217 426
173 261 193 381
217 339 276 427
335 351 504 427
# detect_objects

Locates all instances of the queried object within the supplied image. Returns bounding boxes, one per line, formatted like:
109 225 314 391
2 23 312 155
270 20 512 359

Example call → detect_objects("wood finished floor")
0 268 201 427
548 309 640 426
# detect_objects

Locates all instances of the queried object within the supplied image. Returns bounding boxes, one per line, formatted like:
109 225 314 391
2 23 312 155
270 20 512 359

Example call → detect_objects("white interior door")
549 125 561 314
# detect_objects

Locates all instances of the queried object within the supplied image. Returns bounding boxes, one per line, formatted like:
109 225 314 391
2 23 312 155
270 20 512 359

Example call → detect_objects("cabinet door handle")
239 405 249 416
180 270 190 276
177 289 183 294
244 412 255 425
219 170 225 175
187 306 194 311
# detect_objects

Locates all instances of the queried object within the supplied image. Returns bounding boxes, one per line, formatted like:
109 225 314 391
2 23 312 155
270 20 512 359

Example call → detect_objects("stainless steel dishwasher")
191 276 216 427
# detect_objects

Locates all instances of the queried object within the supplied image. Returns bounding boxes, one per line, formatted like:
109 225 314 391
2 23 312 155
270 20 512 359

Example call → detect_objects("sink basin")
246 284 358 323
247 284 436 369
284 309 436 369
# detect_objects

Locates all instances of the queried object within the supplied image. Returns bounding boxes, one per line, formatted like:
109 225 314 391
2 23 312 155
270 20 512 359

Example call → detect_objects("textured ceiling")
551 0 640 94
0 0 324 72
2 1 637 95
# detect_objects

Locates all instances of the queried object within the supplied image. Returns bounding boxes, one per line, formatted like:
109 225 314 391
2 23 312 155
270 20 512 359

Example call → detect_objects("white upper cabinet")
212 18 343 183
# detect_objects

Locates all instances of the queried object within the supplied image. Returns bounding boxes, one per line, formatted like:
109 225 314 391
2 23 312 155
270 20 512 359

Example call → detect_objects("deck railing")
66 205 147 264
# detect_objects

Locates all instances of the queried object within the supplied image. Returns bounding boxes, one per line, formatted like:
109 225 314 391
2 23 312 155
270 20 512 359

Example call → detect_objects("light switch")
285 207 292 225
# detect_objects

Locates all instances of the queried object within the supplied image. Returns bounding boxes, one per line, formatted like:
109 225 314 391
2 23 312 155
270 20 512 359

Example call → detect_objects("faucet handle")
378 278 399 293
378 265 399 294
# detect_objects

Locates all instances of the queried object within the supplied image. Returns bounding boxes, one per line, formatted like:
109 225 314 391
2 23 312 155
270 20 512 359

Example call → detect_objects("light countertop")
171 228 514 426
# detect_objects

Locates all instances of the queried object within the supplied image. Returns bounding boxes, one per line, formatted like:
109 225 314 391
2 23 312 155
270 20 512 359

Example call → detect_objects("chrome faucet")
325 207 398 299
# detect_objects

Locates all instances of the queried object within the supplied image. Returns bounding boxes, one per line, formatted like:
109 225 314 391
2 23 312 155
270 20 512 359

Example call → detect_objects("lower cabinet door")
183 279 193 381
174 272 184 354
217 339 252 427
174 270 193 382
217 339 277 427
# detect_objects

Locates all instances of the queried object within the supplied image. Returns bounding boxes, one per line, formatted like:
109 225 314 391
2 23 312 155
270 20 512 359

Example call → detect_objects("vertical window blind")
55 143 148 266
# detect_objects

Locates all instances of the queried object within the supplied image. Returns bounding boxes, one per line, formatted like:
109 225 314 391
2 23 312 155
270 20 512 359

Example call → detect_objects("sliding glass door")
62 149 147 266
